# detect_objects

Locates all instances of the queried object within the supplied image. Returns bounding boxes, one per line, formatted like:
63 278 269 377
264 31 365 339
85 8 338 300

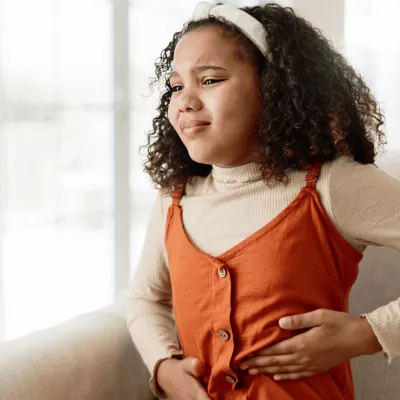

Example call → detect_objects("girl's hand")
239 309 383 381
157 356 212 400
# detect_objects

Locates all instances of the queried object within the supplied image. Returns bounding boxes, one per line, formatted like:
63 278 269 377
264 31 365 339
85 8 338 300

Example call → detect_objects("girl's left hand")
239 309 383 381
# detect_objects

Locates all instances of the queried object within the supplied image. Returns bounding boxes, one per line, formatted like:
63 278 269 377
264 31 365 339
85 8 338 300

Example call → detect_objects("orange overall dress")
165 163 363 399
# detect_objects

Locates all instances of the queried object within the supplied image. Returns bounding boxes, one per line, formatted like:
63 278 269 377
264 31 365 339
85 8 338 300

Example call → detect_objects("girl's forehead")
172 26 238 68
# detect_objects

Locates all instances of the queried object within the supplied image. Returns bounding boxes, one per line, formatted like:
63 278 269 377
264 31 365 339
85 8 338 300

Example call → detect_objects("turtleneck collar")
211 162 263 184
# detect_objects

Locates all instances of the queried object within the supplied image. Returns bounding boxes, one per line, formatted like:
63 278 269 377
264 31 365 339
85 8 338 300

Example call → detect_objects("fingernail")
248 368 258 375
274 375 282 380
279 317 290 328
240 364 248 370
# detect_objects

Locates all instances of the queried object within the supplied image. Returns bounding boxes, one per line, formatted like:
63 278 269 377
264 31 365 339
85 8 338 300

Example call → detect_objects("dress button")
217 330 230 341
225 375 236 384
218 268 227 278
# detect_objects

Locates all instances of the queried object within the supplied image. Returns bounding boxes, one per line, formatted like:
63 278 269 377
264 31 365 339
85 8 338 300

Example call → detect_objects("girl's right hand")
156 356 212 400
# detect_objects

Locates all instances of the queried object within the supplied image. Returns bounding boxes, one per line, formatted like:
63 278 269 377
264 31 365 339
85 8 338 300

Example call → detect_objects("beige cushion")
0 293 155 400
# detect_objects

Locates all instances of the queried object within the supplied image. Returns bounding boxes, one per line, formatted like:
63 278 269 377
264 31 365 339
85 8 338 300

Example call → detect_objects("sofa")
0 150 399 400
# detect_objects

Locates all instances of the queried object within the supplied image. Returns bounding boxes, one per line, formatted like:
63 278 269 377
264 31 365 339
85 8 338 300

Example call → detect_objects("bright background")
0 0 398 342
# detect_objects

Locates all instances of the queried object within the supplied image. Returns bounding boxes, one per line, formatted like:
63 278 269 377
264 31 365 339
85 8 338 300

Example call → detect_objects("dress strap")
305 162 323 189
171 182 186 206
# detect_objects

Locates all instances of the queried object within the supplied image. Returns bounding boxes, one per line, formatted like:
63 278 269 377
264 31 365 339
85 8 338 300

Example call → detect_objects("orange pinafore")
165 163 363 399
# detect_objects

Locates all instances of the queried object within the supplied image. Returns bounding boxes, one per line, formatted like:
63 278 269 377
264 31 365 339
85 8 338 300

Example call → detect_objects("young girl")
126 2 400 399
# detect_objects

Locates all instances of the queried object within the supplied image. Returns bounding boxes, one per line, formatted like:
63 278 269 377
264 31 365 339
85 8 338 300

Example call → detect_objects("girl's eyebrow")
169 65 228 80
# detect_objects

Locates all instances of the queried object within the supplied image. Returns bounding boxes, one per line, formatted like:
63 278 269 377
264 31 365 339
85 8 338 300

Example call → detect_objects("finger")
193 382 212 400
254 337 301 357
274 371 315 381
183 357 206 378
279 309 330 330
240 354 298 370
192 358 207 377
188 373 212 400
249 364 304 375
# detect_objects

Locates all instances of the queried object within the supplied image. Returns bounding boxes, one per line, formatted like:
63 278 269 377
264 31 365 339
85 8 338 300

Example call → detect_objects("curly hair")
143 3 386 191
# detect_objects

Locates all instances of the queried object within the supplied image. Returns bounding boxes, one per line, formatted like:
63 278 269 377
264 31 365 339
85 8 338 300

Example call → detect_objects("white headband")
192 2 268 56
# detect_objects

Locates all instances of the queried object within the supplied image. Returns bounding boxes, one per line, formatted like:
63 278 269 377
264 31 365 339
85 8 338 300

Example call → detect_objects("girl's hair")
143 3 386 191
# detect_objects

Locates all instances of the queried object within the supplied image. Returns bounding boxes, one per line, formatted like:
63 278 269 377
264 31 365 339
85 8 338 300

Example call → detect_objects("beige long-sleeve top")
126 155 400 394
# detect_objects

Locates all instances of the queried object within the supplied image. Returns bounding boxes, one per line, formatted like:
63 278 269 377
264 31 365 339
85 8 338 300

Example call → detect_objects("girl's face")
168 25 263 167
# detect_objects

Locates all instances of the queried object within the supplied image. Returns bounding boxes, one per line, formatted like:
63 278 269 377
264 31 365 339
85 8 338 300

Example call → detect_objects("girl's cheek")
167 102 178 124
167 106 174 125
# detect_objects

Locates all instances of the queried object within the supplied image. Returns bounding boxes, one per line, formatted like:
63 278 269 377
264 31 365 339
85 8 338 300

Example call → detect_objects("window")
345 0 400 150
0 0 114 341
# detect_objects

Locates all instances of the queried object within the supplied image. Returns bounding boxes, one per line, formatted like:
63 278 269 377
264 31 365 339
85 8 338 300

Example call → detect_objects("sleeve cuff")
361 312 397 363
149 351 185 398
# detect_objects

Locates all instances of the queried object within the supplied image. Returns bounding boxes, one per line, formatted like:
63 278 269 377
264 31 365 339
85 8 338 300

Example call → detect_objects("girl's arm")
329 156 400 362
125 192 182 396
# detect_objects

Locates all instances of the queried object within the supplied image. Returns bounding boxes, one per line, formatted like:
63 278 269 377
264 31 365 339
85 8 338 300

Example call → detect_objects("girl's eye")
203 79 223 85
170 79 223 93
171 85 183 93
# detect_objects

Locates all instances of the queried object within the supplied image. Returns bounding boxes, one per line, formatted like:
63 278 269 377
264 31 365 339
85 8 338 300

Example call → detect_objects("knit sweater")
126 155 400 394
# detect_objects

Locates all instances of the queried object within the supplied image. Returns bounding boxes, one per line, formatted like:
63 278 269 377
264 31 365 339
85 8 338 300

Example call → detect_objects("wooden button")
218 268 227 278
217 330 230 341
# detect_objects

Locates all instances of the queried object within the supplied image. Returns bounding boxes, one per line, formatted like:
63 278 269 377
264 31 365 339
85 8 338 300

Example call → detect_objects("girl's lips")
182 124 210 136
181 120 210 129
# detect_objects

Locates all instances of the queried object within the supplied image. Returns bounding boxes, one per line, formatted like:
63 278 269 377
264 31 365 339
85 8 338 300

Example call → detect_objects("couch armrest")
0 293 155 400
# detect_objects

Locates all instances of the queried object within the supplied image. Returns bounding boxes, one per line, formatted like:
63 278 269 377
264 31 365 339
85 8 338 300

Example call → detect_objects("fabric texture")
192 2 269 56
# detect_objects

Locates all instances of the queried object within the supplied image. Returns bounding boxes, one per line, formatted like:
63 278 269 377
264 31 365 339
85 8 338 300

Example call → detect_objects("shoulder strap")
305 162 322 189
170 182 186 206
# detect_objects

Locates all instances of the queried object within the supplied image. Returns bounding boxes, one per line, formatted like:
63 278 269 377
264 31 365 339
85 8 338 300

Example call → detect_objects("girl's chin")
187 150 219 166
187 148 256 166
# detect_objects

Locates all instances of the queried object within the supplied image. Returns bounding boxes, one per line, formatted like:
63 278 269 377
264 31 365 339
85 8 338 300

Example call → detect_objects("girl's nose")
178 91 202 113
